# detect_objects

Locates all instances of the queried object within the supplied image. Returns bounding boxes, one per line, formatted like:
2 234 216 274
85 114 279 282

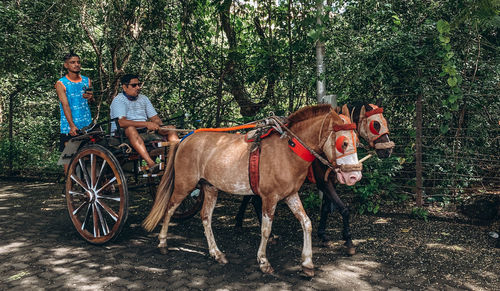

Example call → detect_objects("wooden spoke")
92 204 101 238
96 200 119 222
78 158 91 190
95 204 110 235
90 153 96 189
81 203 91 231
72 200 88 216
96 177 117 194
70 174 88 192
94 159 108 190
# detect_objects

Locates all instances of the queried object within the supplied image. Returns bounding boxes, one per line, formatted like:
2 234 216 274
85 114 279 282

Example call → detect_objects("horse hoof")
320 240 336 248
302 266 315 277
215 255 228 265
259 264 274 274
268 234 279 245
346 246 356 255
159 247 168 255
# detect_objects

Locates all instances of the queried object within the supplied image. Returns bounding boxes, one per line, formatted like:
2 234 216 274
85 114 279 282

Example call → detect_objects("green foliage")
0 0 497 215
341 153 406 215
437 19 463 126
411 207 429 222
302 189 322 211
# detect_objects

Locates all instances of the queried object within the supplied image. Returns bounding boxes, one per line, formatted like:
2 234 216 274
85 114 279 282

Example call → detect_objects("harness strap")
333 123 357 132
270 116 336 170
288 138 316 162
248 147 261 196
365 107 384 117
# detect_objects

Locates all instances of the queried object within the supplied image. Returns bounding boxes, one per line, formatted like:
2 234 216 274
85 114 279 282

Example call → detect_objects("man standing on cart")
55 52 94 174
110 73 179 173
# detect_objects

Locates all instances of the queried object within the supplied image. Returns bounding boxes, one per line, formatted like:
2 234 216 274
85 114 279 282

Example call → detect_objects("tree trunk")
219 0 269 118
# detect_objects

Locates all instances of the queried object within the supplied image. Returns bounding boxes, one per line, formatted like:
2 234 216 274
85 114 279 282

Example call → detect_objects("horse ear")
342 104 351 120
376 98 382 107
360 105 366 118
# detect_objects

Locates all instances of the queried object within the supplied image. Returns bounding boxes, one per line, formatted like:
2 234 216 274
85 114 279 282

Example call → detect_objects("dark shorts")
59 134 73 152
114 128 165 144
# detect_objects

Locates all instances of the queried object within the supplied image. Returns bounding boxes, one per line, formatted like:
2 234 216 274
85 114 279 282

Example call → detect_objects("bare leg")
200 184 227 264
158 125 180 142
285 192 314 277
125 126 155 167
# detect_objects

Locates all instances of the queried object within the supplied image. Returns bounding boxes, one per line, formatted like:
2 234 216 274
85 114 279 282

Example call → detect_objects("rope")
118 143 132 153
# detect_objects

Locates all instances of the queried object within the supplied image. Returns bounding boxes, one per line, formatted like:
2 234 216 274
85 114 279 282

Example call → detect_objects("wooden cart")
60 120 203 244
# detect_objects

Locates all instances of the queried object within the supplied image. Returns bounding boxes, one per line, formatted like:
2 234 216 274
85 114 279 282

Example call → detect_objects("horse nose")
348 172 362 185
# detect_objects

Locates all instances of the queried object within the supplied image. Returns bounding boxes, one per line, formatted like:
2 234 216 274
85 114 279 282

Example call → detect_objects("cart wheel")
65 144 128 244
172 187 204 221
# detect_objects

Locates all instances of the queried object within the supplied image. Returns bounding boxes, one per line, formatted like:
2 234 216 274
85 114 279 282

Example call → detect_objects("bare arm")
150 115 163 126
56 81 78 136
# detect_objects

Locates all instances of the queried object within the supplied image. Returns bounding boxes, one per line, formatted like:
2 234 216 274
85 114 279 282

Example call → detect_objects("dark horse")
143 105 364 277
235 103 394 254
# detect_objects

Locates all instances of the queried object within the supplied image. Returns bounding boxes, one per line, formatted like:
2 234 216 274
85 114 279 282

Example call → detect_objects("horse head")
320 107 362 186
358 104 394 158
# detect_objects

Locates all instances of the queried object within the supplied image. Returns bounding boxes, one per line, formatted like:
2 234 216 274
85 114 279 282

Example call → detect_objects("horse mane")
336 102 376 124
287 104 333 127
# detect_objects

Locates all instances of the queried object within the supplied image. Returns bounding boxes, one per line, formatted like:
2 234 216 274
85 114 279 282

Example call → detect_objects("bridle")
318 110 362 173
359 104 395 150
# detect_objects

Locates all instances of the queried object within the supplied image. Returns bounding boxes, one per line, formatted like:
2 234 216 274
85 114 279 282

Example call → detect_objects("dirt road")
0 180 498 290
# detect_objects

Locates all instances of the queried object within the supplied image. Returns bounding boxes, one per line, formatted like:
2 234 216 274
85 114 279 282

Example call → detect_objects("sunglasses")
127 82 143 88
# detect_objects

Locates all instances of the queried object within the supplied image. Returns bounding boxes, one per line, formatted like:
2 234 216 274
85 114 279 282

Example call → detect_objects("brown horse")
142 104 362 277
236 102 395 254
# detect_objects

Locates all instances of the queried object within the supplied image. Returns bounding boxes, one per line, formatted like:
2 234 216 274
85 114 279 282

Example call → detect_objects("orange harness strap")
194 124 256 133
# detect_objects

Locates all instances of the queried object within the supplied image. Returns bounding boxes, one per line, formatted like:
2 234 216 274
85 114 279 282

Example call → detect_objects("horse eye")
369 120 381 135
335 136 346 154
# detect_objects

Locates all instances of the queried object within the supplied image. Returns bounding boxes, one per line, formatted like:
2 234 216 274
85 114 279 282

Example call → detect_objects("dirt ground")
0 179 499 290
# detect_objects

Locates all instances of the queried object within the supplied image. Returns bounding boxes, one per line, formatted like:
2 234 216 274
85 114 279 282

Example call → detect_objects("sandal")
141 163 161 175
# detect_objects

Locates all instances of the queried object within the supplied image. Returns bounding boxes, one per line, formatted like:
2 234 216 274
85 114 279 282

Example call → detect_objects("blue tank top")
57 75 92 134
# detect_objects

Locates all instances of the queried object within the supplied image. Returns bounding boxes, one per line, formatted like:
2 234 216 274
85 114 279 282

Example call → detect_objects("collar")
124 92 138 101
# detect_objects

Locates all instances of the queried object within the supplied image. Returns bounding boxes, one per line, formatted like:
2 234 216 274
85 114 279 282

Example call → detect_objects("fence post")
415 92 423 207
8 89 14 175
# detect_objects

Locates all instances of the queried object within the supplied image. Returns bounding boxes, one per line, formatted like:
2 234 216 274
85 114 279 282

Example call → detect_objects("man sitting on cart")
110 73 179 173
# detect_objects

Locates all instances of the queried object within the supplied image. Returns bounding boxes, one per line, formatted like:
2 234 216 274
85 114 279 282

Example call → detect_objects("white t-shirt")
110 93 158 132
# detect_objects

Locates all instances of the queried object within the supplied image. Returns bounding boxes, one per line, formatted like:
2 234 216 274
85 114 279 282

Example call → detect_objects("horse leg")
285 192 315 277
250 195 263 226
256 198 277 274
320 182 355 255
317 194 333 243
157 187 193 254
200 184 228 264
313 161 334 243
235 195 252 228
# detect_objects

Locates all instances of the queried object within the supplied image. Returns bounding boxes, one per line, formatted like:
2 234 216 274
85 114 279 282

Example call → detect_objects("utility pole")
315 0 326 103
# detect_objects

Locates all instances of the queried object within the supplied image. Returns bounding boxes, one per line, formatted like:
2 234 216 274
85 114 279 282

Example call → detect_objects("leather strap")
249 147 261 196
288 137 316 162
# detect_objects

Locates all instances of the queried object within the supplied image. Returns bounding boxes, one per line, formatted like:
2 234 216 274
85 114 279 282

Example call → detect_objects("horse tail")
142 141 179 232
